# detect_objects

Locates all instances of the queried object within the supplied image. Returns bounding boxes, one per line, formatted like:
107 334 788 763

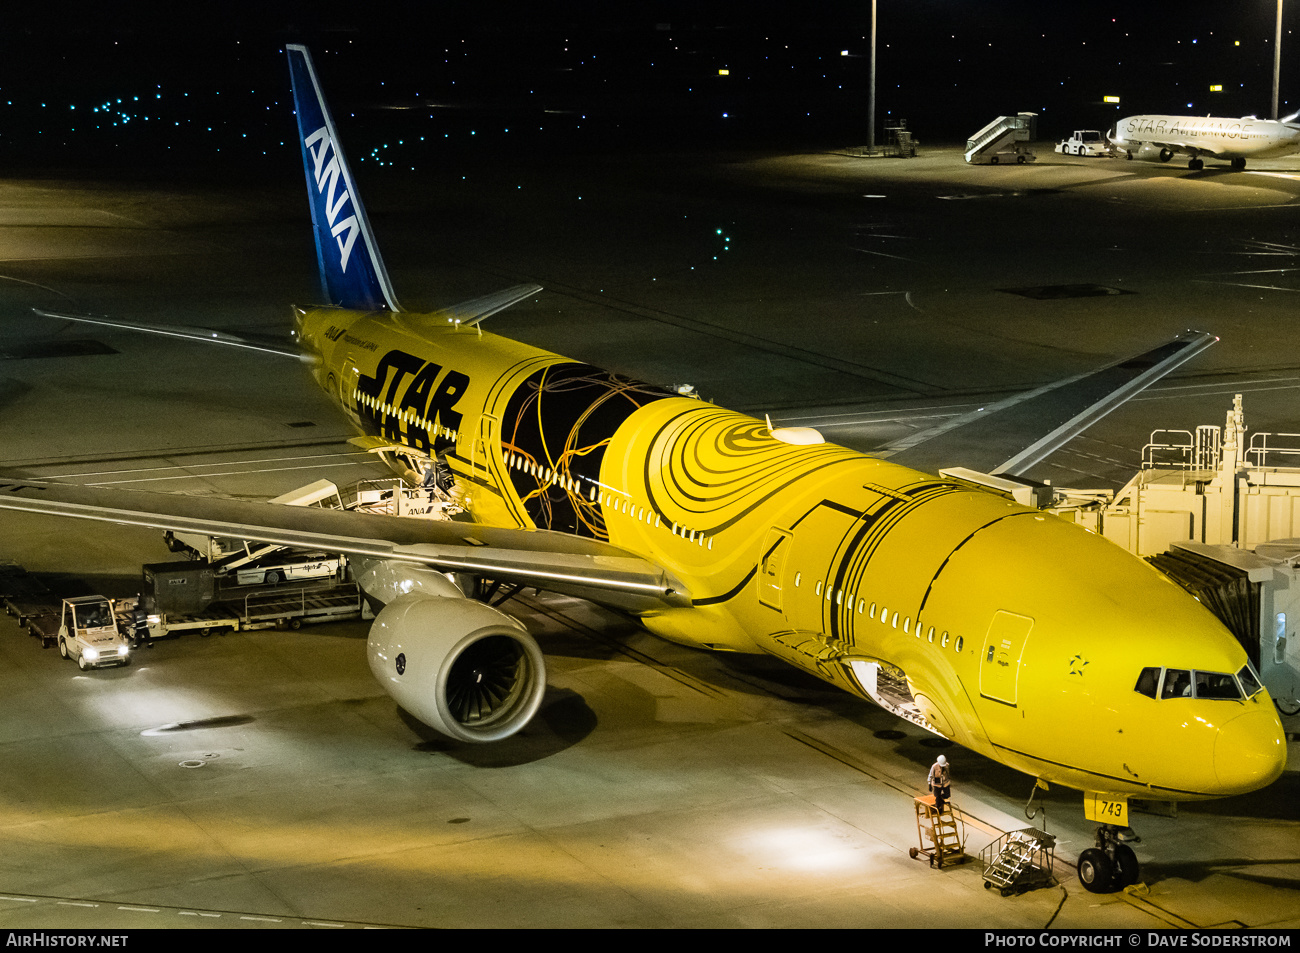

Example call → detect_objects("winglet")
285 44 400 313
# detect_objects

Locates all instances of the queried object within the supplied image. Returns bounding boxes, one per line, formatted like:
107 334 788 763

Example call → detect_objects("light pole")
1274 0 1284 120
867 0 878 152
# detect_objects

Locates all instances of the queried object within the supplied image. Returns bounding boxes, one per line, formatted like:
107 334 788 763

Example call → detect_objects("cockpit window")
1135 667 1160 699
1161 669 1191 699
1139 665 1255 700
1195 671 1242 700
1237 664 1263 698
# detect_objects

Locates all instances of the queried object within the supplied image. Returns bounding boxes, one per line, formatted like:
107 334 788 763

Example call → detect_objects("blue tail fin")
286 44 399 312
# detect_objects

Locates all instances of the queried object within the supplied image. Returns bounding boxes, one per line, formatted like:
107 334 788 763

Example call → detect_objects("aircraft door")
341 360 360 415
758 527 793 612
980 611 1034 706
472 414 499 473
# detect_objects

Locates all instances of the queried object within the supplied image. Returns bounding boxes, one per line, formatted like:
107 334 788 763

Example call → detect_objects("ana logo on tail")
303 125 361 273
285 43 399 311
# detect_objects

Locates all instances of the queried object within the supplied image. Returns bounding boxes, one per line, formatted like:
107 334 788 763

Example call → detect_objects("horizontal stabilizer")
402 283 543 329
33 309 309 361
882 331 1217 477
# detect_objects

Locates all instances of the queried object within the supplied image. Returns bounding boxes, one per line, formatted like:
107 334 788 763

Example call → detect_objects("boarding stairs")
965 113 1036 164
980 828 1056 896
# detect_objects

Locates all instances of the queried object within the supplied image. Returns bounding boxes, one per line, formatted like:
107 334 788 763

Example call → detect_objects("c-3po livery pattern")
278 38 1284 833
296 288 1284 808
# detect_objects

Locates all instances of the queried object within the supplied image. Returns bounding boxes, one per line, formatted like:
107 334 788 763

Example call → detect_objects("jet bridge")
1052 395 1300 557
965 113 1038 165
1145 542 1300 713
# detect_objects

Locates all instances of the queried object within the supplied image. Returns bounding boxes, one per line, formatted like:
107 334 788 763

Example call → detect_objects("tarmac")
1 143 1299 929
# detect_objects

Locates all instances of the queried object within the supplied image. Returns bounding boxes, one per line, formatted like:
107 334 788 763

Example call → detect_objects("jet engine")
358 559 546 742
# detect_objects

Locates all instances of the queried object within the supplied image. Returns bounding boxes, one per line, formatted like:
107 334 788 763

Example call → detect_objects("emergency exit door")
980 611 1034 706
758 527 793 612
341 361 360 411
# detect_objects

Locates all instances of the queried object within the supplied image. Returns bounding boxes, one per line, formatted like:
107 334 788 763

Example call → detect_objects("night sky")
1 2 1297 172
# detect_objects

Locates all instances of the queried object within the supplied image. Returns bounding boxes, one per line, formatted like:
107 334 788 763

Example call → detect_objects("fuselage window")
869 602 877 619
879 606 888 624
923 625 931 641
857 599 864 614
891 612 899 629
941 632 950 648
816 580 824 596
954 635 963 653
903 618 910 634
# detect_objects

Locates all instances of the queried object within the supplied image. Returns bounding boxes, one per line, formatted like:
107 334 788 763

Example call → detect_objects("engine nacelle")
367 591 546 742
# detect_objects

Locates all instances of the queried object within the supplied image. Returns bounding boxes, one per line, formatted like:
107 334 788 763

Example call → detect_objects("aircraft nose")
1214 708 1286 794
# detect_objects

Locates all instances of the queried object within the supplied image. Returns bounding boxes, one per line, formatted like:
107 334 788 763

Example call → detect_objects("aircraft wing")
1130 139 1232 160
878 331 1217 477
1135 139 1193 154
0 478 689 612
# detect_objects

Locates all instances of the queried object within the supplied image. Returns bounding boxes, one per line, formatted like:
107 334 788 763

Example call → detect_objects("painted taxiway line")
0 889 401 928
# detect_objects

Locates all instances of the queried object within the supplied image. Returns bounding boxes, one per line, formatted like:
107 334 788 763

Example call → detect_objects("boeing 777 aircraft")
0 46 1286 894
1110 113 1300 169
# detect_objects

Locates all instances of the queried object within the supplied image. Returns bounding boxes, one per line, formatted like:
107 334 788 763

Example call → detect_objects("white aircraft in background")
1110 113 1300 170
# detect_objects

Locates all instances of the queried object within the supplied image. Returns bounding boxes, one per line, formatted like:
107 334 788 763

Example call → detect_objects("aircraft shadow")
1142 855 1300 891
401 687 597 767
1175 770 1300 822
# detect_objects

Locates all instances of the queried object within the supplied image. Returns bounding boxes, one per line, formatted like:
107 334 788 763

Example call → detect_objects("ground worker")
928 754 951 814
131 595 153 649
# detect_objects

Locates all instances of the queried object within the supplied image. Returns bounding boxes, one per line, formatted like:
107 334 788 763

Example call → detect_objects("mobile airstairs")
965 113 1037 164
980 828 1057 896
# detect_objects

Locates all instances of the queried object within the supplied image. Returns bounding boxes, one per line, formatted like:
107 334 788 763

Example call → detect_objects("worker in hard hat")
928 754 951 814
131 594 153 649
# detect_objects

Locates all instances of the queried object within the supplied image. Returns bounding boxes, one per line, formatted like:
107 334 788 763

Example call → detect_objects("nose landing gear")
1077 824 1141 893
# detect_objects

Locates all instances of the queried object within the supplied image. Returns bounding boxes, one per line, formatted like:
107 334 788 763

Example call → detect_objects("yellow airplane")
3 45 1284 895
